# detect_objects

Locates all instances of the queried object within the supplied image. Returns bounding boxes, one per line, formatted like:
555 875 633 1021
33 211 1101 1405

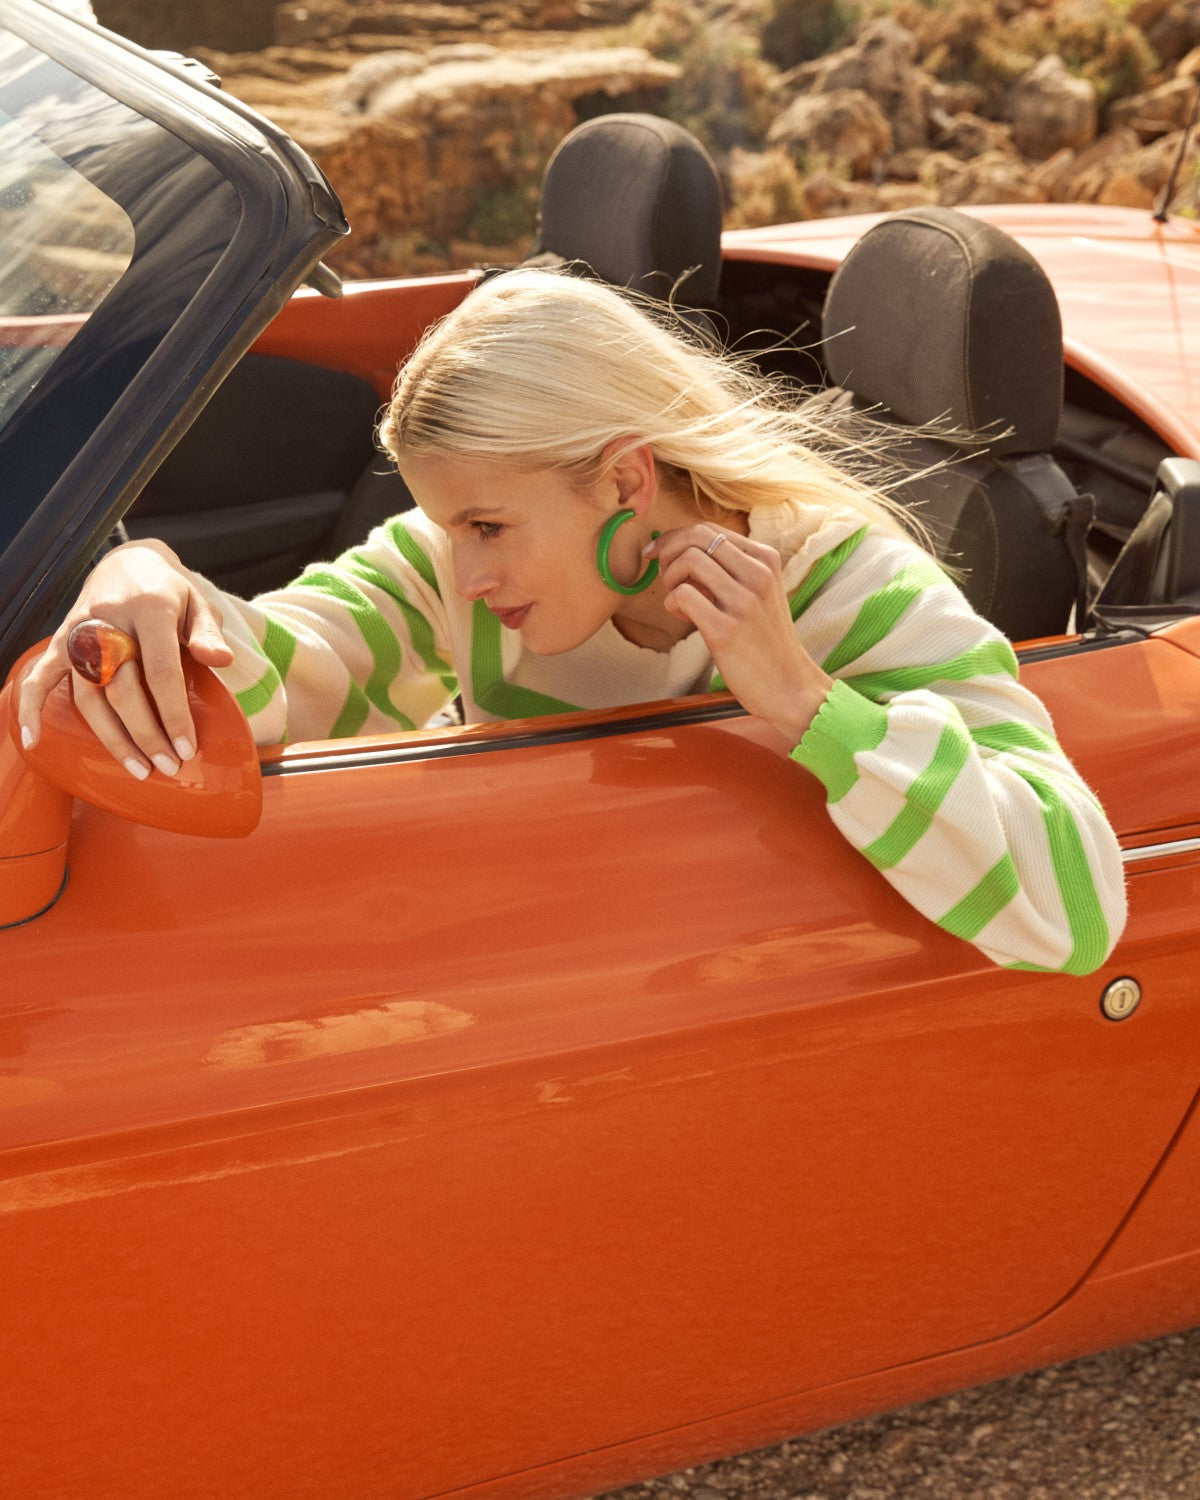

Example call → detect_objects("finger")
16 640 71 749
660 545 767 611
102 658 183 775
647 525 732 571
135 623 197 765
651 526 779 577
71 676 153 780
664 581 729 642
183 588 233 668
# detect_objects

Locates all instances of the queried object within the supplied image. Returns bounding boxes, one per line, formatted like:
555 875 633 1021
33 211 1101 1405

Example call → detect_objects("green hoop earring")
596 509 661 596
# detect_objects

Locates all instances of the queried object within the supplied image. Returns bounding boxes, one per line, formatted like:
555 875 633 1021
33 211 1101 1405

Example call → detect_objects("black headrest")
822 207 1063 455
535 113 723 309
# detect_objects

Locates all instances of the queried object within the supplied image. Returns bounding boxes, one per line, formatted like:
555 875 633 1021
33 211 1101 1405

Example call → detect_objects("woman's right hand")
16 541 234 779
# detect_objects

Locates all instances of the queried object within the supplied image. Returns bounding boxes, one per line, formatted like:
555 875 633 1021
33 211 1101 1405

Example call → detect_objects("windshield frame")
0 0 347 676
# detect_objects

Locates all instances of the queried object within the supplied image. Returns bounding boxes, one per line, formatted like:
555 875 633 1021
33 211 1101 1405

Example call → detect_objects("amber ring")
67 618 141 687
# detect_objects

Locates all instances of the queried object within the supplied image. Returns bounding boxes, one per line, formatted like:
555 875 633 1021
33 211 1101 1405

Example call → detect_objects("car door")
3 623 1200 1499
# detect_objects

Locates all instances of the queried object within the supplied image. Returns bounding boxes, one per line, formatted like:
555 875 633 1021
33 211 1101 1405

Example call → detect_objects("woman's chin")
522 617 604 656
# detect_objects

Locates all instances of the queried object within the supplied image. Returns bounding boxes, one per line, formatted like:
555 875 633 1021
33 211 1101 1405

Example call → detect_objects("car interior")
118 112 1186 659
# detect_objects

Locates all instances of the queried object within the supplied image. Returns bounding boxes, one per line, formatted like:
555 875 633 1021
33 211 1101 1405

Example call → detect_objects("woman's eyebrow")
449 506 503 525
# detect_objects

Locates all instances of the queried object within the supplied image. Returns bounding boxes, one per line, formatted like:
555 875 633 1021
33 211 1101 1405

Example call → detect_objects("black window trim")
259 629 1143 779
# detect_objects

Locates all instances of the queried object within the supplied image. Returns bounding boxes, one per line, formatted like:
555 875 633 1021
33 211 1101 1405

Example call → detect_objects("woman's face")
400 452 653 654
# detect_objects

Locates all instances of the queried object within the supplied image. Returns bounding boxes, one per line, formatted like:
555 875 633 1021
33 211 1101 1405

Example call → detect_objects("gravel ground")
595 1328 1200 1500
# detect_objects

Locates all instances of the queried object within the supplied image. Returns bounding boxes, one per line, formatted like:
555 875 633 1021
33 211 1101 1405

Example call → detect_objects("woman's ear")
599 439 657 518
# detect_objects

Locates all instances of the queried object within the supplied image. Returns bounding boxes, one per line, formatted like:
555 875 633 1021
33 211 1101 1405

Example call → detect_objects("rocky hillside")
93 0 1200 278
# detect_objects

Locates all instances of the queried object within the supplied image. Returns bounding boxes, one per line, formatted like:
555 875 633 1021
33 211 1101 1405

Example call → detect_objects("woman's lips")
490 604 532 629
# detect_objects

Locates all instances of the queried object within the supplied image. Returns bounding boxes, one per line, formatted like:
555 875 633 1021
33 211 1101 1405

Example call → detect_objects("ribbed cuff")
790 680 890 804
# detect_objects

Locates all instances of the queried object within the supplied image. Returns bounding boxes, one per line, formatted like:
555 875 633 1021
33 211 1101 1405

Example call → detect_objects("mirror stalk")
0 687 71 927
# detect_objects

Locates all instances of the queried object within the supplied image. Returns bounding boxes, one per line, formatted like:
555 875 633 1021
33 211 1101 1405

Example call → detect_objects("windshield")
0 90 135 440
0 24 242 563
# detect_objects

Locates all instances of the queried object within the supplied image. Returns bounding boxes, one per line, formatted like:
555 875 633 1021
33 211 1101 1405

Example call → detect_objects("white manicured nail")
20 724 34 750
123 757 150 781
174 737 195 762
152 754 179 777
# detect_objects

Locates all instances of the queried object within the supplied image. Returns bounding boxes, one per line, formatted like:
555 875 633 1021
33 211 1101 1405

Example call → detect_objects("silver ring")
704 532 727 558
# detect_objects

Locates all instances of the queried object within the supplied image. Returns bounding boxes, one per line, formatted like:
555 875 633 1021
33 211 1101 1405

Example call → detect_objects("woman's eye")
473 521 504 540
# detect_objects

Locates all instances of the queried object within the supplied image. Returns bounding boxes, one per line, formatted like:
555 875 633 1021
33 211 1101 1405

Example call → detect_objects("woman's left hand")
648 524 832 746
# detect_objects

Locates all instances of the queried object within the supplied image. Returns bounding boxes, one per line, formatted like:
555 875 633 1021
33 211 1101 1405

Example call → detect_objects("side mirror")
0 643 261 928
0 645 262 924
5 642 262 838
0 642 264 924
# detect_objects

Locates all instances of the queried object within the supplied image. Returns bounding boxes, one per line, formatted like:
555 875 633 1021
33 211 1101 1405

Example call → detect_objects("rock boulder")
767 88 893 177
92 0 276 50
1006 54 1099 160
1109 74 1200 140
782 18 930 149
232 45 679 276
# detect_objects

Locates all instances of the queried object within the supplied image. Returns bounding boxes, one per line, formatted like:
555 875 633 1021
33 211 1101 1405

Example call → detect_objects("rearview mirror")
5 642 262 838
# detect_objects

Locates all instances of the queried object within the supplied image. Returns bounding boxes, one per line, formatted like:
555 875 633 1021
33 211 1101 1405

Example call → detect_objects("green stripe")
821 559 948 676
788 526 868 621
330 681 370 738
711 526 868 691
969 721 1062 758
845 638 1019 700
972 721 1104 812
236 664 280 720
470 602 580 719
1022 767 1111 975
790 679 891 803
938 854 1020 942
262 616 297 683
343 550 457 694
861 718 972 870
387 519 441 597
299 569 415 730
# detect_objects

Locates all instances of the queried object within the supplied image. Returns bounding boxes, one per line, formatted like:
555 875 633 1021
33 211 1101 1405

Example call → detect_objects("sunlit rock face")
84 0 1200 275
91 0 277 51
207 42 678 278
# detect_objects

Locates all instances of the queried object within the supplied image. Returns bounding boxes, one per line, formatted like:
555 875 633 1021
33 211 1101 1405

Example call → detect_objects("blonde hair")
380 267 926 545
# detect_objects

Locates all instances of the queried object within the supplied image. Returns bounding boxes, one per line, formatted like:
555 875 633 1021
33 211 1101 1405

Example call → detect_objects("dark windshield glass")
0 28 241 554
0 87 136 437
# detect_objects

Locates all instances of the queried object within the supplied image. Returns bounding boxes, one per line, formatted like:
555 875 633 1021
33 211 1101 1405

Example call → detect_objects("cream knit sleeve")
198 514 456 745
787 528 1126 973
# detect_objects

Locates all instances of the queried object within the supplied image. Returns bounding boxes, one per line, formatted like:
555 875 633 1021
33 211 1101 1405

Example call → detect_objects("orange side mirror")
5 642 262 839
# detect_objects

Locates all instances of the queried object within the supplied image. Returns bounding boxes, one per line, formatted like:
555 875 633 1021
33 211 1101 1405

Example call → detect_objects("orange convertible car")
3 3 1200 1497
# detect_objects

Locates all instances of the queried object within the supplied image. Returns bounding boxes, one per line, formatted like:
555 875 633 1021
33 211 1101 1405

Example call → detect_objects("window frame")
0 0 346 676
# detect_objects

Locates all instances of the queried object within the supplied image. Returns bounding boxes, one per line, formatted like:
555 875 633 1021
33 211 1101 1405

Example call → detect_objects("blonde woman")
18 268 1125 973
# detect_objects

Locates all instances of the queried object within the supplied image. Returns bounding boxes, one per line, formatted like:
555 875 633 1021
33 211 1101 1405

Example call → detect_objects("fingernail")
641 541 657 557
173 737 195 762
123 758 150 781
19 724 34 750
152 754 180 778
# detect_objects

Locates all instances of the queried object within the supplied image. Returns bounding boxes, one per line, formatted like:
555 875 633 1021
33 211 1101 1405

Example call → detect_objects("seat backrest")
821 206 1089 640
532 112 723 314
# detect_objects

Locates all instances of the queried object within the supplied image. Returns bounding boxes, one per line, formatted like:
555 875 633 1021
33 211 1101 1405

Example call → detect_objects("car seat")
127 354 381 593
820 206 1092 642
530 111 723 317
330 113 725 554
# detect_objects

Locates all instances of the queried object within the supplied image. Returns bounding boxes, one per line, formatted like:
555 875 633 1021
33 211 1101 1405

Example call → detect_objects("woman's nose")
453 552 498 602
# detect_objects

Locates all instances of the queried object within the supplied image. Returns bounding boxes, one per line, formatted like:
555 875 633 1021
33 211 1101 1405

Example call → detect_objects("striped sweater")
200 498 1126 974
